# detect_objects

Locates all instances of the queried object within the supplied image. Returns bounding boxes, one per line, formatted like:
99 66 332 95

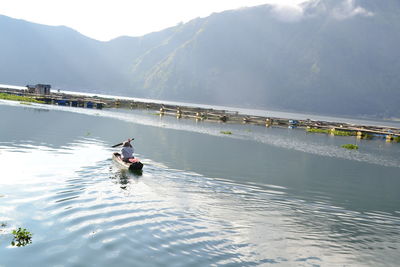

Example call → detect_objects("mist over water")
1 101 400 266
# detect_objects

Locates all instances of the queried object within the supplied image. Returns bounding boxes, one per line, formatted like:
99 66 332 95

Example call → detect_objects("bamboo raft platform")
1 87 399 142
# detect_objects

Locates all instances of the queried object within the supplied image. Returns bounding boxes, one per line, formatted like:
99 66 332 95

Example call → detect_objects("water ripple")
1 103 400 266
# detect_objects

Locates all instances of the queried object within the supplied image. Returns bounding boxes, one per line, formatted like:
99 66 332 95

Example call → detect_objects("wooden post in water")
386 134 393 142
160 106 165 116
265 118 272 127
195 112 202 121
176 107 182 119
115 100 120 108
220 115 228 122
357 131 363 139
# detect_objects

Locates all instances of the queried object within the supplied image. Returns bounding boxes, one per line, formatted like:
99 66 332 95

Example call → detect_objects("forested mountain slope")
1 0 399 117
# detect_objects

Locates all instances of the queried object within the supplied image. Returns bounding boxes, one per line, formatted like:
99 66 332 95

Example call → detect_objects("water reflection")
1 102 400 266
109 167 142 190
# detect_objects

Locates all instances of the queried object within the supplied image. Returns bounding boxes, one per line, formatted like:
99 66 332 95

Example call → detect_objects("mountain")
1 0 400 117
128 0 400 117
0 15 158 93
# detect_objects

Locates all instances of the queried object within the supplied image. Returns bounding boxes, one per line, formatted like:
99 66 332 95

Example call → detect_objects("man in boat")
120 139 134 162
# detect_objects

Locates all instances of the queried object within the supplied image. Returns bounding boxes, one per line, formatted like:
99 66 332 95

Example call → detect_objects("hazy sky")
0 0 305 41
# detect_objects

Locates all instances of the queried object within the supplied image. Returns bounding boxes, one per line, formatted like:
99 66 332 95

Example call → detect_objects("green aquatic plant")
361 134 373 140
11 228 33 247
394 136 400 143
0 93 44 103
332 130 356 136
306 128 356 136
306 128 330 134
220 131 232 135
341 144 358 150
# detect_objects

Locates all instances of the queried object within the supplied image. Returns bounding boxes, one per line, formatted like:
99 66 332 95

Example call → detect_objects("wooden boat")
112 152 143 171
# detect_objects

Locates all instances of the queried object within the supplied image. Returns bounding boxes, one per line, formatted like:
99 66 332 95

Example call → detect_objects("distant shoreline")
1 83 398 126
1 86 400 141
53 89 400 128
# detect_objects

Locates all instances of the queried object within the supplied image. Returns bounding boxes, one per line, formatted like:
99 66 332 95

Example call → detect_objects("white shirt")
121 146 134 159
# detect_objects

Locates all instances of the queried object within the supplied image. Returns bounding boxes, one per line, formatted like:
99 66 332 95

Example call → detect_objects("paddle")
111 138 134 148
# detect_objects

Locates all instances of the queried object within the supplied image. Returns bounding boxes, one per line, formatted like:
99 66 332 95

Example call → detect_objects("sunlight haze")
0 0 305 40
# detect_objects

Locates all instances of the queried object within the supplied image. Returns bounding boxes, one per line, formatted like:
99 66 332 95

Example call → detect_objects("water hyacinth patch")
306 128 330 134
341 144 358 150
306 128 356 136
11 228 33 247
333 130 356 136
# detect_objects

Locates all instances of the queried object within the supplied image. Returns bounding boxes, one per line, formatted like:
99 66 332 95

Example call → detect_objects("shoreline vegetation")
0 87 399 143
0 92 44 103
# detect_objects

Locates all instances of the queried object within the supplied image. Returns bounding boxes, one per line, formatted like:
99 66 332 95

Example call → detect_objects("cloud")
271 4 305 22
268 0 374 23
282 0 375 21
331 0 374 20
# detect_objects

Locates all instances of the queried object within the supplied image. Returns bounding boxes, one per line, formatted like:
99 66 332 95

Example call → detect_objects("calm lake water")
1 100 400 266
